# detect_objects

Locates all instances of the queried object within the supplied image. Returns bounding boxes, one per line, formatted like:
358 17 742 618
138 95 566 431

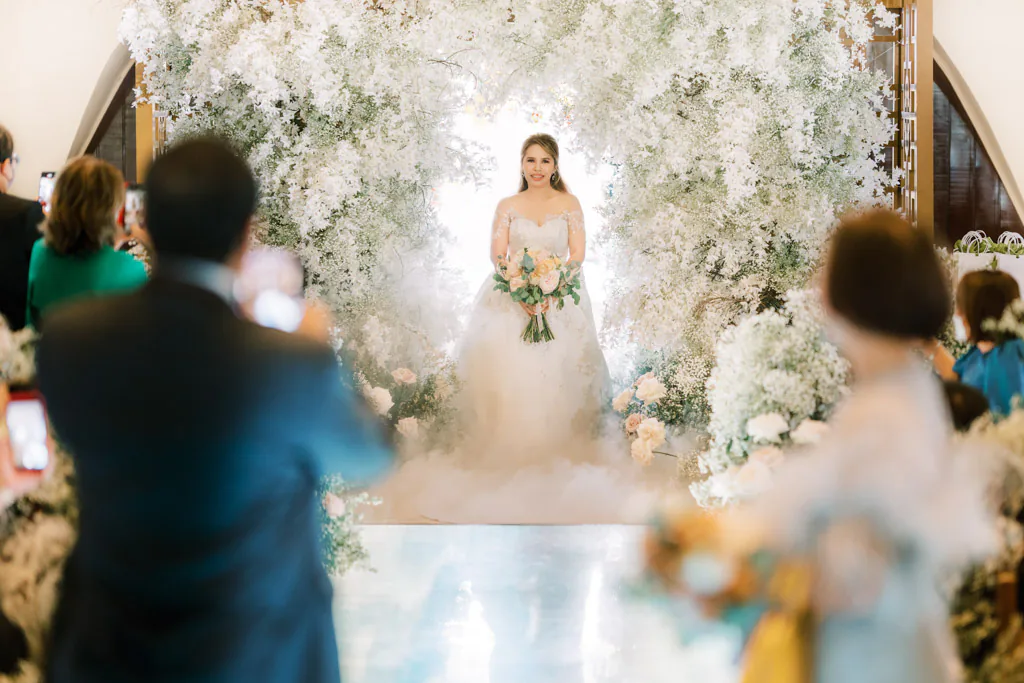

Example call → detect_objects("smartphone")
38 172 56 214
6 392 49 472
123 184 145 234
235 248 306 332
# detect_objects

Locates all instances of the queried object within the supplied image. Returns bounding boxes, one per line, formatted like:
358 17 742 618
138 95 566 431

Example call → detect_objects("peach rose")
539 271 560 295
391 368 417 385
624 413 643 434
510 276 526 292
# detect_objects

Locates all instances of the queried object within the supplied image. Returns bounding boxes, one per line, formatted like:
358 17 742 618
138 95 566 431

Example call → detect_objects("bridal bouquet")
493 248 581 343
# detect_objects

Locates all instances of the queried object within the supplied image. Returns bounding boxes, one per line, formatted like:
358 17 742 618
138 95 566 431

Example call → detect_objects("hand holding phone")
38 172 56 215
235 248 307 332
0 385 53 502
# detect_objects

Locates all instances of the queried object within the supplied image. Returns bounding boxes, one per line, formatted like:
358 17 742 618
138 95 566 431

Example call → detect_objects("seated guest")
929 270 1024 416
25 156 147 329
0 124 44 330
943 380 990 432
36 138 393 683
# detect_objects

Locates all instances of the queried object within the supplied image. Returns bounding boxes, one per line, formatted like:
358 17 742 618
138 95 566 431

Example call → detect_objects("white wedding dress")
366 206 672 523
456 207 610 461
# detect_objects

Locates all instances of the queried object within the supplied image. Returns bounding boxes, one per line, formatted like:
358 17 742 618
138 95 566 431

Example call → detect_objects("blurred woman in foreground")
648 211 997 683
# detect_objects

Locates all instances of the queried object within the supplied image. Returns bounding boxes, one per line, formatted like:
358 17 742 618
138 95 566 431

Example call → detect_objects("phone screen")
235 248 306 332
124 186 145 234
6 397 49 471
38 173 56 214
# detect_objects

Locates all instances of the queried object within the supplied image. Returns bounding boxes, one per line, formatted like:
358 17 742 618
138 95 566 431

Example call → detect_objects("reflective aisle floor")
334 525 737 683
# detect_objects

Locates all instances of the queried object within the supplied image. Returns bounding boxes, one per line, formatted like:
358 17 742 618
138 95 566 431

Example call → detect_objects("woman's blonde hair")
519 133 568 193
44 156 124 256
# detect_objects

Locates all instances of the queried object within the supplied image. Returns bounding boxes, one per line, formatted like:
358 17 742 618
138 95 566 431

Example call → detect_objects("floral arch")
121 0 894 437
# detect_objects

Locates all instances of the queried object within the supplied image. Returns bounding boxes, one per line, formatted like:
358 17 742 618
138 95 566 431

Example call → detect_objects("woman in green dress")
26 157 148 329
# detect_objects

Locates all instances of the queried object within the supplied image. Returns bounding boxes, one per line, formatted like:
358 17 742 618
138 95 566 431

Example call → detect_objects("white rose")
539 270 560 295
630 437 654 466
612 388 635 413
635 377 668 404
391 367 417 385
790 419 829 445
396 417 419 439
637 417 667 449
365 387 393 415
746 413 789 443
748 446 785 470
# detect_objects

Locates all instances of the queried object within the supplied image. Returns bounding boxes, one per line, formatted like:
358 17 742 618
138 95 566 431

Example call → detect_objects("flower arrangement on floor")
690 290 849 507
352 355 459 446
613 372 671 466
318 474 377 578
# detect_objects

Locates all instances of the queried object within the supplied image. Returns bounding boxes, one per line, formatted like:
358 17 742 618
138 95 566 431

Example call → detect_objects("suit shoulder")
0 193 42 222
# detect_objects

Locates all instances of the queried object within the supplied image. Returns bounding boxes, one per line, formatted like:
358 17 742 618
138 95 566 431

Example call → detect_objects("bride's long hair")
519 134 569 193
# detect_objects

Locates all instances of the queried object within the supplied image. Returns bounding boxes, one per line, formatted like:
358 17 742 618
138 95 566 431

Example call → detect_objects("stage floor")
333 525 737 683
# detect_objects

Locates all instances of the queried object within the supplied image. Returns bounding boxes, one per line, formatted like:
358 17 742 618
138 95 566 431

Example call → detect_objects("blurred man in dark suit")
36 138 393 683
0 125 44 330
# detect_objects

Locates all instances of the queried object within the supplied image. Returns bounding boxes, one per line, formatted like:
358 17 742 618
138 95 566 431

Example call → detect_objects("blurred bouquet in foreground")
644 509 814 683
493 248 581 343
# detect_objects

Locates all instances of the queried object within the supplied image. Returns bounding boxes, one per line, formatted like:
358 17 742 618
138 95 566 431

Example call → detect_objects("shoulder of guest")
0 192 40 216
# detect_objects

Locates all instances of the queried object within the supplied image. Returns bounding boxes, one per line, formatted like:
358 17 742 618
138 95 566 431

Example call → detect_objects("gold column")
134 63 154 182
897 0 934 233
916 0 934 234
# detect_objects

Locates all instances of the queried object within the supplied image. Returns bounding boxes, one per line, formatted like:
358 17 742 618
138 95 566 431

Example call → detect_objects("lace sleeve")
567 209 585 264
491 205 511 266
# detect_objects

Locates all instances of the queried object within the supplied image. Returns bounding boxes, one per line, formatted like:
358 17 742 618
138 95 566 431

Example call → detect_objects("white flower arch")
121 0 894 429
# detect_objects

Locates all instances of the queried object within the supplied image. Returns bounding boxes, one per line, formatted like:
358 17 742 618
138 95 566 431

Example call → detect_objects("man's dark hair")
145 137 258 263
0 125 13 164
956 270 1020 344
826 209 950 339
943 381 990 432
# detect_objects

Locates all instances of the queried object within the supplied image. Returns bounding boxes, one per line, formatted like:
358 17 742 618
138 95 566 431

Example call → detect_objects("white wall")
934 0 1024 219
0 0 129 199
0 0 1022 217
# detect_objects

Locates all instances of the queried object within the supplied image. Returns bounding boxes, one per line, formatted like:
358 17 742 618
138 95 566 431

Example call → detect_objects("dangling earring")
552 171 559 183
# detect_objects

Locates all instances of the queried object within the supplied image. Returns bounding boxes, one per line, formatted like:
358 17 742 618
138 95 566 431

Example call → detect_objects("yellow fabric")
741 562 814 683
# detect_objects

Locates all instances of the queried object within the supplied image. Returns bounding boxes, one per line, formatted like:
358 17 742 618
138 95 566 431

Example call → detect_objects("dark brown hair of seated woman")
43 156 124 256
943 380 990 432
956 269 1021 344
825 209 950 339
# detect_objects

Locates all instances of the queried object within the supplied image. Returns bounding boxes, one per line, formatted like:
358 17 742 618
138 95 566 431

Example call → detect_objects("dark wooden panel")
933 63 1023 245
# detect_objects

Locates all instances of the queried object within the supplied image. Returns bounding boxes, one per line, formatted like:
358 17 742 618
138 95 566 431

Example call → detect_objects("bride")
457 134 610 460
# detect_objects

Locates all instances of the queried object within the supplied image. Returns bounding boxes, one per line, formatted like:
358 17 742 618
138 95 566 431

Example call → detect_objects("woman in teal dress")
930 269 1024 417
26 156 148 330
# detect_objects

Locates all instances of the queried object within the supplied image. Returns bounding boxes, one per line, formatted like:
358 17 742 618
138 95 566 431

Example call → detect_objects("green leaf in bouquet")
521 250 535 272
557 299 566 310
571 292 581 306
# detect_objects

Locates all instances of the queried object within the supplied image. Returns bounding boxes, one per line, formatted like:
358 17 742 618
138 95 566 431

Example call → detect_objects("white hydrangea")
693 289 849 506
